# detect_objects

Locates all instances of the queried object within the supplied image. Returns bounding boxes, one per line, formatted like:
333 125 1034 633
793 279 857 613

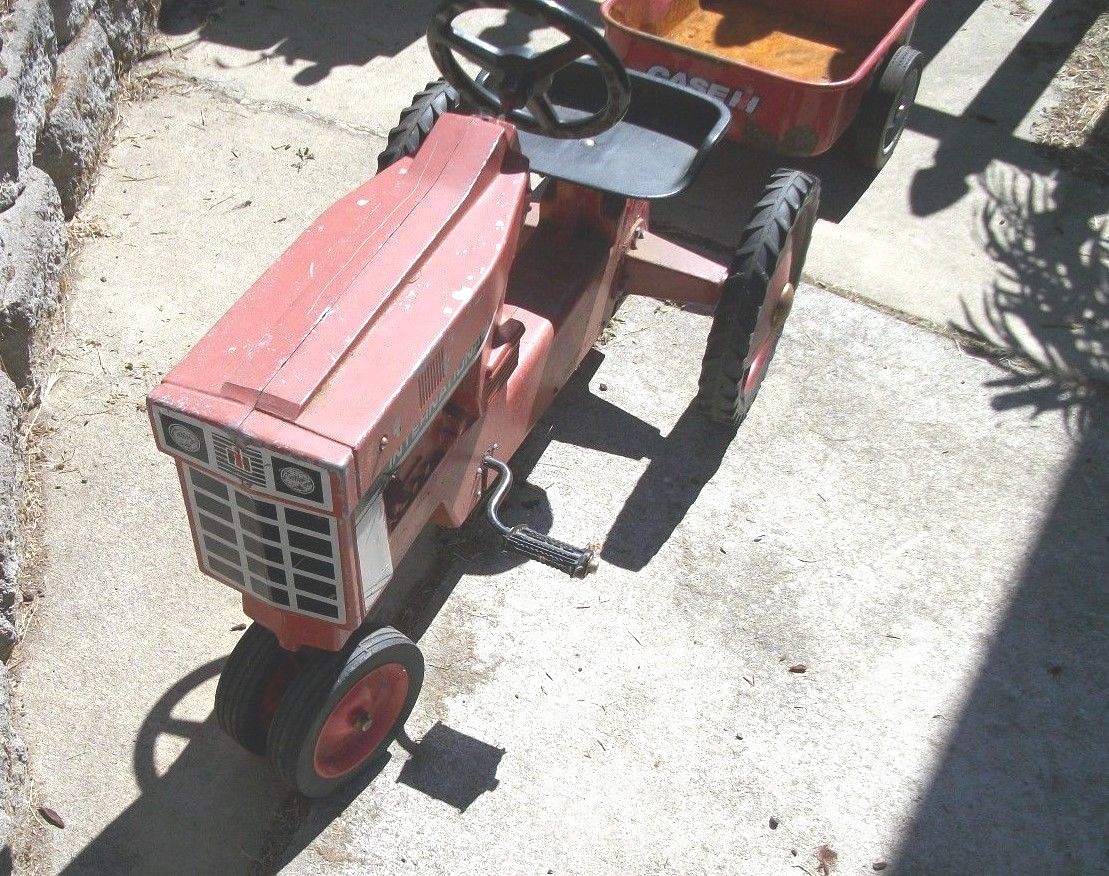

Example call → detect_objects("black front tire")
849 45 923 170
377 80 464 173
697 169 820 427
215 623 297 755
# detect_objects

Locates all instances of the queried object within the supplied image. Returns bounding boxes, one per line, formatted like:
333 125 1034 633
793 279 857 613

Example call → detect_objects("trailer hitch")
482 456 598 578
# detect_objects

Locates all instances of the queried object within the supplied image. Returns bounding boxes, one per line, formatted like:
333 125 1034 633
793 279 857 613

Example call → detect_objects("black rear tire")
377 79 464 173
849 45 923 170
697 169 820 427
215 622 298 755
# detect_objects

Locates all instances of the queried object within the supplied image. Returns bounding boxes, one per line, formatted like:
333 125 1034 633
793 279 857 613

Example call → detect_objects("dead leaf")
38 806 65 829
230 622 247 632
789 664 807 673
816 844 837 875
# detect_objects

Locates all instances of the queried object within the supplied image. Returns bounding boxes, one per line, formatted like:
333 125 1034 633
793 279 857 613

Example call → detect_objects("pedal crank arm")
481 455 598 578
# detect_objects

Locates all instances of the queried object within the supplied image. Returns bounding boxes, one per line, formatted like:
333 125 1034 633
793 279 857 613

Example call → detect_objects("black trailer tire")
215 622 300 755
849 45 923 170
697 168 820 427
267 627 424 798
377 79 464 173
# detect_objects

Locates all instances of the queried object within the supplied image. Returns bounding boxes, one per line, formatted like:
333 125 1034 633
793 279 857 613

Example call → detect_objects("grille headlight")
273 456 324 503
159 413 208 463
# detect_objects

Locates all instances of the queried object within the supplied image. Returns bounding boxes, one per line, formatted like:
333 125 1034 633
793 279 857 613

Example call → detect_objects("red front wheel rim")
743 241 796 397
313 663 410 779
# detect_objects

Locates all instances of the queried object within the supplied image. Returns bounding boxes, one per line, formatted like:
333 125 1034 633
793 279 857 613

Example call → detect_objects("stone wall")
0 0 160 857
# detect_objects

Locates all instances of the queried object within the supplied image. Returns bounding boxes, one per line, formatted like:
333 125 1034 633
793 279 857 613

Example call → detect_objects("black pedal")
481 456 598 578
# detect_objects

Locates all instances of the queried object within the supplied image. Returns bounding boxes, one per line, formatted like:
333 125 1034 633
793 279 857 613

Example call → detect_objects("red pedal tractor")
148 0 819 797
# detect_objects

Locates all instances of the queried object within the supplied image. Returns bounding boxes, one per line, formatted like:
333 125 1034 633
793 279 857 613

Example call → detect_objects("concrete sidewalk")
12 1 1108 874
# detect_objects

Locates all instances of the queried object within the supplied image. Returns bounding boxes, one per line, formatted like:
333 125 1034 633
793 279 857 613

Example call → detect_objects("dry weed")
1034 11 1109 180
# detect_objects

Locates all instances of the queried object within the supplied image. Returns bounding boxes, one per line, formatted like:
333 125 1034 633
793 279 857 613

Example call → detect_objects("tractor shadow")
62 632 506 873
383 350 732 589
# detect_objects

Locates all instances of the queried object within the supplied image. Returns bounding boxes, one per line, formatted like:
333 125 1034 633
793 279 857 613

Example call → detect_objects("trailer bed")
661 2 871 82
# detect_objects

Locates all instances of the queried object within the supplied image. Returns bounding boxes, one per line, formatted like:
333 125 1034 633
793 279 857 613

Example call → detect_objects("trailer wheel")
215 622 301 755
697 169 820 427
267 626 423 797
849 45 923 170
377 80 464 173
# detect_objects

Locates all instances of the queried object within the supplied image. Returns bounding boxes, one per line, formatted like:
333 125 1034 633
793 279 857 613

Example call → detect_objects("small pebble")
598 382 608 391
872 864 888 872
769 816 780 829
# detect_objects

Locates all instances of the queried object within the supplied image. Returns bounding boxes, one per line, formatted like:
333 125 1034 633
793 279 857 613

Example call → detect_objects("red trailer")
602 0 929 167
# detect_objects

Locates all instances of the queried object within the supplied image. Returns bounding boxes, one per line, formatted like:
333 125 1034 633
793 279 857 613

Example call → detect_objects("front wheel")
267 626 424 797
697 168 820 427
215 622 301 755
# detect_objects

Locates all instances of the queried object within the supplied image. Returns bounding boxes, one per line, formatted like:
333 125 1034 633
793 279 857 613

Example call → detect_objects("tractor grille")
184 465 345 623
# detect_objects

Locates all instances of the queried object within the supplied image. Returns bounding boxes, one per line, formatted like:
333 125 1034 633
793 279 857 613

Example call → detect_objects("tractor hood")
155 113 530 497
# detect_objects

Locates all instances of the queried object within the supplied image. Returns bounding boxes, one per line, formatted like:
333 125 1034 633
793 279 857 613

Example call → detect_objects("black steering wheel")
427 0 631 139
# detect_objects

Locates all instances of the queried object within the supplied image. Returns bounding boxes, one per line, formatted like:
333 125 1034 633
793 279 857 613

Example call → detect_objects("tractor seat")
514 60 731 200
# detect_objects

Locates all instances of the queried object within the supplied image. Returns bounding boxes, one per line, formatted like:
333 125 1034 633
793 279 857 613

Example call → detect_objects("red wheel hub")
743 238 796 397
313 663 410 779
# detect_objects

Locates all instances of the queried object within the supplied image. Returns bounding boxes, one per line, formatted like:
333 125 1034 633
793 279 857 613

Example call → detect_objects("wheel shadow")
380 349 734 581
58 659 287 874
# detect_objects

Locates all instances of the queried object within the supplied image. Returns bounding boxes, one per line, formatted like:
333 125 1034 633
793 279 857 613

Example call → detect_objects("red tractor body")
149 114 668 651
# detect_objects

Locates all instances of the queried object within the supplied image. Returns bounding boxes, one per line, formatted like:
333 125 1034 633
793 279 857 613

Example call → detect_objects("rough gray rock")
34 17 118 217
0 664 29 854
0 0 58 211
94 0 158 66
49 0 96 45
0 168 66 391
0 370 20 659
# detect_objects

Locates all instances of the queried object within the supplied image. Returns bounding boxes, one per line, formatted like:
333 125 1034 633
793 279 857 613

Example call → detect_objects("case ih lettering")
150 0 819 796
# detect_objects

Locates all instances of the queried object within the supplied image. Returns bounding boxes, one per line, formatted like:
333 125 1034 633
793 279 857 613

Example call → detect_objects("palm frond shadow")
957 165 1108 434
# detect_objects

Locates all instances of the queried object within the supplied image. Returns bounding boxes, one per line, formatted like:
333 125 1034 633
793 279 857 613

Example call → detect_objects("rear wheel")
377 79 464 173
697 169 820 427
849 45 923 170
267 626 423 797
215 622 301 755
